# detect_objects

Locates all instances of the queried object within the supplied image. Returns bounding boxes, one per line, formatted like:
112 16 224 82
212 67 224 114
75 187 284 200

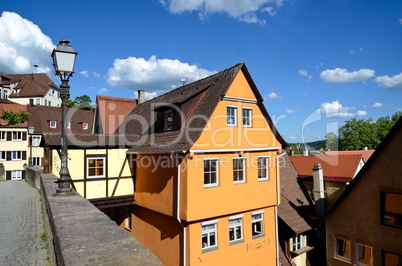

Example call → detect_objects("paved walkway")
0 180 48 266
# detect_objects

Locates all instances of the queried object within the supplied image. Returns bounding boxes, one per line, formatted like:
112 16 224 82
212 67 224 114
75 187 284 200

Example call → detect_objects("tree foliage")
1 109 30 125
325 132 339 151
68 95 93 110
338 112 401 150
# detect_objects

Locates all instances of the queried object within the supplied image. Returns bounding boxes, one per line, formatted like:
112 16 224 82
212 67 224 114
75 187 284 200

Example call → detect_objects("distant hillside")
288 140 326 154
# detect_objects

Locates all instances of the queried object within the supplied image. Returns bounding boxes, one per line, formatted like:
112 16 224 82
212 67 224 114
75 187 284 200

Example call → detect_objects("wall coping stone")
40 174 161 266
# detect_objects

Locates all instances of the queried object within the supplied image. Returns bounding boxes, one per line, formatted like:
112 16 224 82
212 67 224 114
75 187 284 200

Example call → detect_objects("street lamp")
28 125 34 167
51 39 77 196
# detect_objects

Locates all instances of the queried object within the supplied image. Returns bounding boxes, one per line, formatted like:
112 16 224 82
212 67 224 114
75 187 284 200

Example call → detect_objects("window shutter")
6 171 11 180
22 151 27 160
22 132 27 141
6 151 11 161
6 132 11 141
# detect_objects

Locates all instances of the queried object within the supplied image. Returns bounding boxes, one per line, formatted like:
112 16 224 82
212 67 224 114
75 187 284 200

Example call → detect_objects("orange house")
117 63 287 265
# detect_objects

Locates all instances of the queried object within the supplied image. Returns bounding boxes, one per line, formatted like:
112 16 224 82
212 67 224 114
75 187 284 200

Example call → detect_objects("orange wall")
187 207 277 265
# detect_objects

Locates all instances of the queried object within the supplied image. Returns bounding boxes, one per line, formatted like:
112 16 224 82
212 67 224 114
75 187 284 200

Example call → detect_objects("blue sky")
1 0 402 143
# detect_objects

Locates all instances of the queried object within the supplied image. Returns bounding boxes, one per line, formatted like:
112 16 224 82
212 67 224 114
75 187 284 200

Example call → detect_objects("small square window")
32 157 41 167
87 157 105 178
202 220 218 252
290 235 306 252
242 108 252 127
83 123 89 130
382 250 402 266
227 106 237 126
12 151 22 160
252 212 264 238
229 216 243 244
381 191 402 229
335 238 351 261
50 121 57 128
32 136 41 147
356 243 372 265
12 131 22 141
36 98 40 105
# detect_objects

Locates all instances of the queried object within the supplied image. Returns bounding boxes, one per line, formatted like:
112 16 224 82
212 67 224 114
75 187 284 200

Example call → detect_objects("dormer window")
50 121 57 128
155 106 181 133
67 122 71 129
82 123 89 130
164 110 173 131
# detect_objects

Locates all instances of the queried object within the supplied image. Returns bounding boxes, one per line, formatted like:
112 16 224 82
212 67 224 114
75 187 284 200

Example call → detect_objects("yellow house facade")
119 63 287 265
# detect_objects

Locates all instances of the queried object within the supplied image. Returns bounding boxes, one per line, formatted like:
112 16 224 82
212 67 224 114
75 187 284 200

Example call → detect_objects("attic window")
164 110 173 131
50 121 57 128
82 123 89 130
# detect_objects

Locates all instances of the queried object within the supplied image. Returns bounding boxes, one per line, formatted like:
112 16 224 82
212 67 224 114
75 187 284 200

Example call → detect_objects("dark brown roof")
290 153 363 182
278 154 314 234
42 133 139 148
1 73 59 98
95 95 137 134
118 63 287 154
27 105 94 134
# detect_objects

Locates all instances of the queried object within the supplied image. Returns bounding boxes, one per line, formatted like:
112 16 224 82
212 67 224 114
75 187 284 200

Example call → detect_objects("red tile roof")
95 95 137 134
1 73 59 98
290 153 363 182
323 150 374 162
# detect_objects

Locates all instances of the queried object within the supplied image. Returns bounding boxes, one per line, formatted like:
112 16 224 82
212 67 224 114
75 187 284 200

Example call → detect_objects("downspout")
275 150 286 266
171 151 187 266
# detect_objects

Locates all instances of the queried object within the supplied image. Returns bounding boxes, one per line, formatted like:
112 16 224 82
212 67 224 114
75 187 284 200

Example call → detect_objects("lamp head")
51 39 78 80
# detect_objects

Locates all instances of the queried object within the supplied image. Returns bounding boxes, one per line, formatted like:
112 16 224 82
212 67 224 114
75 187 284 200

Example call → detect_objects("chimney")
313 163 326 217
138 90 145 104
303 148 309 156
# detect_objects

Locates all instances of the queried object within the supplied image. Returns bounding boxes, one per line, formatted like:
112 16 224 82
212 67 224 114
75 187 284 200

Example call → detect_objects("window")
335 238 351 261
290 235 306 252
12 131 22 141
229 215 243 244
381 192 402 229
87 157 105 178
48 101 51 106
233 157 246 183
0 151 5 160
125 208 132 231
45 99 47 106
204 158 219 187
11 170 22 180
0 131 5 141
32 136 41 146
67 122 71 129
242 108 252 127
82 123 89 130
258 156 269 181
164 110 173 131
12 151 22 160
50 121 57 128
36 98 40 105
382 250 402 266
251 211 264 238
227 106 237 126
201 220 217 252
32 157 41 167
356 243 372 265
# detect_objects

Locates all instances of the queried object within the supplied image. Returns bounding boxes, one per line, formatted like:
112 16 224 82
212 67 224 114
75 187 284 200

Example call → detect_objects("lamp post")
28 125 34 167
51 39 77 196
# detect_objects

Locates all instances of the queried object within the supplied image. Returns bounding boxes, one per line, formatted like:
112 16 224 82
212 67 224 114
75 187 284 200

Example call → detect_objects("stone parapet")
40 174 161 266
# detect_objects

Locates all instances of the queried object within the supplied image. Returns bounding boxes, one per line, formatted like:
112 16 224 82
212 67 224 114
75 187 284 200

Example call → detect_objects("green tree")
69 95 93 110
325 132 339 151
1 109 30 125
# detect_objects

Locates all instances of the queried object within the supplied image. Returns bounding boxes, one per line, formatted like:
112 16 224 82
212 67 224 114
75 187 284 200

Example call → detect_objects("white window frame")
11 170 22 180
32 136 41 147
12 151 22 160
86 157 106 179
32 157 41 167
290 234 306 252
242 107 252 127
251 211 264 238
204 158 219 187
50 121 57 128
227 106 237 127
0 131 6 141
355 243 372 266
0 151 6 160
12 131 22 141
229 215 243 244
258 156 269 181
233 157 246 184
36 98 40 105
201 220 218 252
67 122 71 129
335 237 351 262
83 123 89 130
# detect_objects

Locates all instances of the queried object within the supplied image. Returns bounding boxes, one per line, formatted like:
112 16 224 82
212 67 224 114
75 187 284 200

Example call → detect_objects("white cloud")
320 68 375 83
0 12 54 74
92 71 100 78
399 18 402 24
298 69 312 80
349 49 354 54
80 71 89 77
319 100 355 118
372 102 383 108
286 109 298 114
98 88 109 94
316 62 324 69
107 55 215 94
80 70 100 78
268 91 281 99
373 72 402 90
356 110 367 116
160 0 286 24
134 90 158 100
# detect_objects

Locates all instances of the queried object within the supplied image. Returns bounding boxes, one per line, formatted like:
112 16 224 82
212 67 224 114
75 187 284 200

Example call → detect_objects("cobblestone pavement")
0 180 48 266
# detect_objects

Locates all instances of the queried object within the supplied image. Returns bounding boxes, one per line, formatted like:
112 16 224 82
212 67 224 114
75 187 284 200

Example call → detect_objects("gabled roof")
42 133 139 148
95 95 137 134
278 154 314 234
1 73 59 98
322 149 374 161
290 153 363 182
0 102 28 127
27 105 94 134
119 63 287 154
